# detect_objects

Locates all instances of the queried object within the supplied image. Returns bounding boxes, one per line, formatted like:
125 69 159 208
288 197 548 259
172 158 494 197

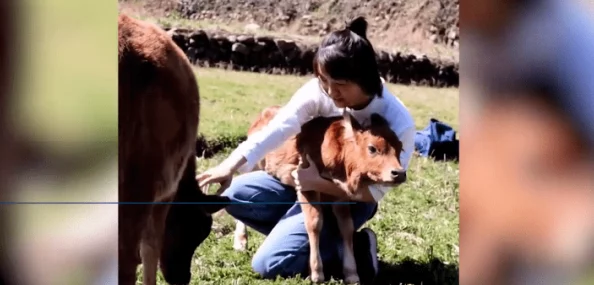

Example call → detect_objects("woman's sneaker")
354 227 379 284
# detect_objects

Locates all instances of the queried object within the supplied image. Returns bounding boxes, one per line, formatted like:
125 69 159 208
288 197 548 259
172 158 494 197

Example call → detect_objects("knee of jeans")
220 185 247 216
221 181 241 199
223 203 244 221
251 251 289 279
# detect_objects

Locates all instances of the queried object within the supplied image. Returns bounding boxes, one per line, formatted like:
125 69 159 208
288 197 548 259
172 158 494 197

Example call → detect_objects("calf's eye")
367 145 377 154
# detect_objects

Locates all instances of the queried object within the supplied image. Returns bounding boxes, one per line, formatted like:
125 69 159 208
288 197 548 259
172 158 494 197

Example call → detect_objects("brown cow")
222 105 406 283
118 13 229 285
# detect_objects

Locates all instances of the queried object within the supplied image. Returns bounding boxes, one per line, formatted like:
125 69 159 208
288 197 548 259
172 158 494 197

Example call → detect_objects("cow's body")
228 105 405 283
118 13 228 285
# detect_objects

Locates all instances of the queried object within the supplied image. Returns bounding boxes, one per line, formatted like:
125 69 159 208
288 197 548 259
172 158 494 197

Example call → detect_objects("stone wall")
166 28 459 88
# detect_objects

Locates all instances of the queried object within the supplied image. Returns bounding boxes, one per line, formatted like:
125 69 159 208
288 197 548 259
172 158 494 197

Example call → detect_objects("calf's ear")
342 112 355 140
370 113 389 126
342 111 360 141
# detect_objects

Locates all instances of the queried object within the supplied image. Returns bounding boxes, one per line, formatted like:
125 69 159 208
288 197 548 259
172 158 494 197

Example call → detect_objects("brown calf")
230 105 406 283
118 14 229 285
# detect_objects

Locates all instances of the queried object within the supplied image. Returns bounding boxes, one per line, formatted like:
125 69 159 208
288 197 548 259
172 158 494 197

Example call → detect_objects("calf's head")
342 112 406 186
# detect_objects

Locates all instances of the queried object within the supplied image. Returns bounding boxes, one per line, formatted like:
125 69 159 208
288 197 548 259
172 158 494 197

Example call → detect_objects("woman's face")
316 64 371 109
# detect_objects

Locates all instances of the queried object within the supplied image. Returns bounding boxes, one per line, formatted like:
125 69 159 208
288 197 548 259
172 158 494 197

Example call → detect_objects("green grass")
195 68 458 138
139 67 459 284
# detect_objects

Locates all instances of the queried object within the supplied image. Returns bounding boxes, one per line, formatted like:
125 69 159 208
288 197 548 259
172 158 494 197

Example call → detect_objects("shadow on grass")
195 134 246 159
374 258 459 285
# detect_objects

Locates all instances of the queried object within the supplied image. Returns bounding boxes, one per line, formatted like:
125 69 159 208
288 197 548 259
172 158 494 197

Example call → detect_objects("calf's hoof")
233 234 248 251
309 271 325 283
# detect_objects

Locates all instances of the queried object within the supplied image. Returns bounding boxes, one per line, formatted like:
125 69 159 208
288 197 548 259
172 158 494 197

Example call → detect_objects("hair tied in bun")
346 16 368 39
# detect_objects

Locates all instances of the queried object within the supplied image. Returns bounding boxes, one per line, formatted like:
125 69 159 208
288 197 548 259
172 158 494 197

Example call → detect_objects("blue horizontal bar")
0 201 355 205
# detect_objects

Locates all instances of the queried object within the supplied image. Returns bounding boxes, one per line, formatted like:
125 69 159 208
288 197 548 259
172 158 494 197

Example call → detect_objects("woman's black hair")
313 16 383 97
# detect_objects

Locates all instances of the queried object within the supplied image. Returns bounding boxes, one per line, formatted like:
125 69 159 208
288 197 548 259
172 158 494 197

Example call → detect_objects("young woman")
197 17 416 282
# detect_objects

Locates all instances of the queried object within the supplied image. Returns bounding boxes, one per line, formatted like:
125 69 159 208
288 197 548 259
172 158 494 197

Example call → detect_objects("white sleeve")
368 124 416 202
396 125 416 171
368 184 390 202
229 79 321 173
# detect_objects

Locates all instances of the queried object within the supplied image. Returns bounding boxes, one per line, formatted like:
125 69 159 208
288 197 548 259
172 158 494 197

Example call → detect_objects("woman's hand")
196 164 234 193
291 154 323 192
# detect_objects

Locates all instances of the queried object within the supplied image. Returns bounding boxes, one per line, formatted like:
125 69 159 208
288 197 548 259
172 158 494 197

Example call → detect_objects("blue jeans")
221 170 378 279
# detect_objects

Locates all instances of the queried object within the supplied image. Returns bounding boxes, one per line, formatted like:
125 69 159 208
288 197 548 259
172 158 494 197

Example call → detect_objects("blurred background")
0 0 117 284
460 0 594 284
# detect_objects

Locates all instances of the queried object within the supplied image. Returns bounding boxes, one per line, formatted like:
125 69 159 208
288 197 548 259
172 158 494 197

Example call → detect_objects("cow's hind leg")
140 202 172 285
119 204 148 285
119 162 156 285
299 191 324 283
332 204 359 284
140 210 158 285
140 158 183 285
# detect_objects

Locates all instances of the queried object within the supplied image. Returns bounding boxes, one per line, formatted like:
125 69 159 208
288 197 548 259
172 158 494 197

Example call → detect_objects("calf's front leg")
298 190 325 283
332 204 359 284
277 160 325 282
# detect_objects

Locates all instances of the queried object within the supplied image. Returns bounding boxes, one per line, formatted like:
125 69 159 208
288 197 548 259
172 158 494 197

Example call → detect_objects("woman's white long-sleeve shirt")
226 77 416 202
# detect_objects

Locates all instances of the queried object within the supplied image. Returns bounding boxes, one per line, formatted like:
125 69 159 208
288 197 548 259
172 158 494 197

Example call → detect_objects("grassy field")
139 67 459 284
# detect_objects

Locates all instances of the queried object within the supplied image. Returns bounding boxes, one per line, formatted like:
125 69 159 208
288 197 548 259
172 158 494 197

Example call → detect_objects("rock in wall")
166 27 459 87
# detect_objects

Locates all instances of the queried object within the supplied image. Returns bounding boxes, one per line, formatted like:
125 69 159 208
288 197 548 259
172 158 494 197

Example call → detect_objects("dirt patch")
119 0 458 62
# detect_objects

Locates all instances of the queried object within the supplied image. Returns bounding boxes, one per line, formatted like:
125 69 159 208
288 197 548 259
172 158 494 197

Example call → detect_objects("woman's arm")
222 79 323 174
396 124 416 170
309 177 377 202
294 157 381 202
